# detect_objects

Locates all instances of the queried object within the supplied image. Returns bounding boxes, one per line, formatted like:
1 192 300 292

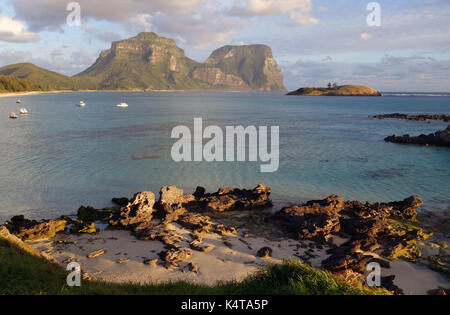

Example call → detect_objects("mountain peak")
73 32 286 91
205 44 286 91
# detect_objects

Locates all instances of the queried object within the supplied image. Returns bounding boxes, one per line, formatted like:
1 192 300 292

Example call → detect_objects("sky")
0 0 449 92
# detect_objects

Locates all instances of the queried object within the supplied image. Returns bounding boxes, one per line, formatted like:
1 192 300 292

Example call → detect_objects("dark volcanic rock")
297 214 340 242
257 247 273 258
77 206 114 222
274 193 430 282
276 195 344 242
202 183 272 212
109 191 156 228
159 247 192 267
322 250 374 274
177 213 213 233
388 195 423 220
375 113 450 123
4 215 67 240
385 125 450 147
157 186 197 223
112 197 129 207
280 195 344 217
381 275 404 295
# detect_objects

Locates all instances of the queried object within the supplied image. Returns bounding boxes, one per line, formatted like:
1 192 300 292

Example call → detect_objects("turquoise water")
0 92 449 221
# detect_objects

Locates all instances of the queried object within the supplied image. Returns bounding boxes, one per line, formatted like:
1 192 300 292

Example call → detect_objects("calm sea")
0 92 449 221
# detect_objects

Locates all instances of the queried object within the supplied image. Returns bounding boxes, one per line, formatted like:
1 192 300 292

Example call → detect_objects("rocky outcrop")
276 195 344 242
274 195 431 285
77 206 115 222
3 215 67 240
375 113 450 122
385 125 450 147
201 183 272 212
159 247 193 268
0 226 42 256
157 186 196 223
109 191 156 228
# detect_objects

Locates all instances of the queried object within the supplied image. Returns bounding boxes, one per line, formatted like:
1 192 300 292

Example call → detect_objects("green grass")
0 239 389 295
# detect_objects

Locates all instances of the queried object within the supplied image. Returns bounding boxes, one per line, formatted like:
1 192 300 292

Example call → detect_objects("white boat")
16 99 21 104
78 101 86 107
116 102 129 108
9 112 18 119
19 108 29 115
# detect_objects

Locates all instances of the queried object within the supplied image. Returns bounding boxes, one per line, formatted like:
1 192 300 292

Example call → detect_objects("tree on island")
327 82 332 89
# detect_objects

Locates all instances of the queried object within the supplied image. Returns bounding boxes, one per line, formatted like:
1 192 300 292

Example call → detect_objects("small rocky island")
287 84 382 96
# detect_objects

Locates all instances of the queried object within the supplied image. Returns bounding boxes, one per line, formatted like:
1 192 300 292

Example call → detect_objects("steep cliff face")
204 45 286 91
75 33 208 90
75 32 286 91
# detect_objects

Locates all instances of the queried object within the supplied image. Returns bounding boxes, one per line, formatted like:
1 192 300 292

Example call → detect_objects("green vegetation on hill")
0 239 388 295
0 74 45 93
0 63 92 91
287 85 382 96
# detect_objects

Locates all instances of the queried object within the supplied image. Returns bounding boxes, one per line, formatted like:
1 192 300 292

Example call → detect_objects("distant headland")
287 84 382 96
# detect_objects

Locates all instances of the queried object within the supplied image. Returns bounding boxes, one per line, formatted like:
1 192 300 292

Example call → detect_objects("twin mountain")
0 32 286 92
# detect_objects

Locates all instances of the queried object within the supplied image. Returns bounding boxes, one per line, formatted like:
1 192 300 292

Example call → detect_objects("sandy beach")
0 91 72 98
27 220 448 295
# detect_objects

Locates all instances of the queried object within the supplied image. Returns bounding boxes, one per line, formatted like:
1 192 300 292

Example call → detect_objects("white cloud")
0 15 39 42
9 0 205 31
149 10 252 48
229 0 319 26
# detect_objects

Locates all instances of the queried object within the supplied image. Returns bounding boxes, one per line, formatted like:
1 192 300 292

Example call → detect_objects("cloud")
229 0 319 26
0 15 39 42
9 0 205 31
282 55 450 92
8 0 251 48
148 10 252 48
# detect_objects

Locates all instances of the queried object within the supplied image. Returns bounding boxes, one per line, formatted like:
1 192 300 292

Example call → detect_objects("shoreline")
2 184 448 295
0 90 286 98
0 90 73 98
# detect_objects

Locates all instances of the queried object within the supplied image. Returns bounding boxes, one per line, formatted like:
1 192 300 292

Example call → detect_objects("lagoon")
0 91 449 221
